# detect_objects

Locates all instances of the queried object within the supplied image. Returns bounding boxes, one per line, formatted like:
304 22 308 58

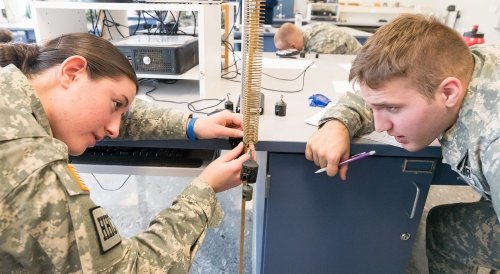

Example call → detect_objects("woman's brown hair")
0 32 138 92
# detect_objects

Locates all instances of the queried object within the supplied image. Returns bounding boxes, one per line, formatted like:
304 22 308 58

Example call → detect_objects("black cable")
222 1 241 42
168 10 180 35
223 61 315 93
221 40 241 79
139 78 158 94
101 11 112 39
187 98 226 113
88 10 99 35
261 61 314 93
91 173 132 191
263 61 315 81
140 79 227 115
129 10 142 36
153 10 163 34
192 11 197 36
143 10 162 34
103 10 127 38
90 9 107 38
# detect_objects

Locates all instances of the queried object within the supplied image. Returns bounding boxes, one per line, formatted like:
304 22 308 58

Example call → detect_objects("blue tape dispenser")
308 94 331 107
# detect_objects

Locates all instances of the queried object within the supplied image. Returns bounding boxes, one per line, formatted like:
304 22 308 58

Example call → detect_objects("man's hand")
305 120 351 180
194 110 243 139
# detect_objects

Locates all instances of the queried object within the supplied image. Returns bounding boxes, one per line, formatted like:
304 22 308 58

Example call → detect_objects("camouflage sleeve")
303 23 362 55
117 99 191 140
483 138 500 222
101 178 224 273
345 34 362 55
315 30 362 55
1 158 223 273
318 91 375 138
0 162 84 273
119 178 224 273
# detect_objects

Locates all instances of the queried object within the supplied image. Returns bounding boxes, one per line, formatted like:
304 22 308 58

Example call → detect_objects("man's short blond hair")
349 14 473 100
274 23 302 50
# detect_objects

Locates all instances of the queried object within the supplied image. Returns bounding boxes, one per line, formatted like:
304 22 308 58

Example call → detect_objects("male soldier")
305 14 499 273
274 22 361 54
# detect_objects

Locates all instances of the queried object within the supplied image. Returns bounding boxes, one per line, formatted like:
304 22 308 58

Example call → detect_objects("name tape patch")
90 206 121 253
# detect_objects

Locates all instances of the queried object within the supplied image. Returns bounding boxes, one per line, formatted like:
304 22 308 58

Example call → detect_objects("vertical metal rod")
239 192 247 274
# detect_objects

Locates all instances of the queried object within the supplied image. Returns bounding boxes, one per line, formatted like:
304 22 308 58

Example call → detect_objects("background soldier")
274 22 362 54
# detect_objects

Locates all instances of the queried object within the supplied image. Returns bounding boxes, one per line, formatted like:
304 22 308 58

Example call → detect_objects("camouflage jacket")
302 22 362 54
0 65 224 273
319 44 500 221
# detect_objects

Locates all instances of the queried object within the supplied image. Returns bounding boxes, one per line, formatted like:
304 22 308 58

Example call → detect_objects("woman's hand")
305 120 351 180
198 142 250 193
193 110 243 139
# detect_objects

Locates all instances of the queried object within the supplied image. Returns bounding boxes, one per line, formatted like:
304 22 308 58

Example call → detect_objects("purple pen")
315 150 376 173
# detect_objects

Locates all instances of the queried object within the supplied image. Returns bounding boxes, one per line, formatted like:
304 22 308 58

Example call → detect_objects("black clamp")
274 95 287 116
224 93 234 112
240 159 258 184
240 157 259 201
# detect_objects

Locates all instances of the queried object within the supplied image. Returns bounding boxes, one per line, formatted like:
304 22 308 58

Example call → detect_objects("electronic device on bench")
112 35 199 75
275 48 300 57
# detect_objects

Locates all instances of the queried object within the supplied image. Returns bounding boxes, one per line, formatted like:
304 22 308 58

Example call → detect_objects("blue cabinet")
262 152 436 273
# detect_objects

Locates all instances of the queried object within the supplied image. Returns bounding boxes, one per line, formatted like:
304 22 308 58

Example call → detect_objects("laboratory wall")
436 0 500 43
290 0 500 43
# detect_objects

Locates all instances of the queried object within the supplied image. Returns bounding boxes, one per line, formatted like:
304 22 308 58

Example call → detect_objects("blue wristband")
187 117 197 140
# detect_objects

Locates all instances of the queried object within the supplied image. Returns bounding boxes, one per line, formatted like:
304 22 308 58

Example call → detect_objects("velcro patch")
90 206 121 253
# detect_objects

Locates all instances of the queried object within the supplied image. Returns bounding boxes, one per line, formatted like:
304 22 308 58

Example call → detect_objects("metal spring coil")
241 0 265 146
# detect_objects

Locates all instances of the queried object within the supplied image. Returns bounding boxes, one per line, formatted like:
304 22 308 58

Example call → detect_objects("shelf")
137 65 199 80
30 0 222 98
30 1 218 11
339 5 415 14
307 2 339 22
337 5 417 27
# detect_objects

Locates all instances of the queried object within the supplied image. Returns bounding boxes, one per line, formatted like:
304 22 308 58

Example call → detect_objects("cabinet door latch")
402 160 435 174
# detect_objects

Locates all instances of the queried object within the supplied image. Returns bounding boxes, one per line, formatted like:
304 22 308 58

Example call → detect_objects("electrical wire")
221 41 242 79
192 11 197 36
222 1 241 42
86 7 204 39
91 173 132 191
223 59 315 93
221 2 243 77
139 79 228 115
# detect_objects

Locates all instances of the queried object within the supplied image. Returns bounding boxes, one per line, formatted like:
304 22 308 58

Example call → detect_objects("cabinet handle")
408 181 420 219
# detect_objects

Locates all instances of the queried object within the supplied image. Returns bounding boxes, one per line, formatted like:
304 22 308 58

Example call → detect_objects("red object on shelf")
463 25 485 47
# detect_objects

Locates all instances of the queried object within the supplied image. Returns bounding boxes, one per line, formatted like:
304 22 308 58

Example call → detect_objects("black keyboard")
69 146 212 168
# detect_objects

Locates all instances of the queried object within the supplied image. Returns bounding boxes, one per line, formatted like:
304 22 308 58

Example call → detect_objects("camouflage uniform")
0 65 224 273
319 44 500 272
302 22 362 54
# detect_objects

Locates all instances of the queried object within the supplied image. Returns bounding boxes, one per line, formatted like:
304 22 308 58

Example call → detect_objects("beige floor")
406 185 493 274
